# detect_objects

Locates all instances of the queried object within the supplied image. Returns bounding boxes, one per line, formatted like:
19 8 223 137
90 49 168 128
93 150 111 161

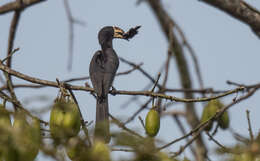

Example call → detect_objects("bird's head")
98 26 125 45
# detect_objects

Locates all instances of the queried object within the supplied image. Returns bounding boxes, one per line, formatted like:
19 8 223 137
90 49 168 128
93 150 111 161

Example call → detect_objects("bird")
89 26 125 143
89 26 141 143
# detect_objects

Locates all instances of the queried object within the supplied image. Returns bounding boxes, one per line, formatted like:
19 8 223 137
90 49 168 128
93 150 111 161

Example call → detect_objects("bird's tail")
95 96 110 143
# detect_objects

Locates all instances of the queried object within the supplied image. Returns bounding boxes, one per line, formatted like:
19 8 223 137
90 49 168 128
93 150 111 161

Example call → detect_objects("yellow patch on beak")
113 26 125 39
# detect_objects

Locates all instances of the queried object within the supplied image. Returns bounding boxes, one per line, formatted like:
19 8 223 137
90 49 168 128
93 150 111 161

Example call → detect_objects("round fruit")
50 100 81 140
210 99 224 109
200 101 218 131
200 106 212 131
157 152 176 161
66 137 89 161
91 140 111 161
0 104 11 128
218 111 229 129
7 112 41 161
0 104 12 159
145 109 160 137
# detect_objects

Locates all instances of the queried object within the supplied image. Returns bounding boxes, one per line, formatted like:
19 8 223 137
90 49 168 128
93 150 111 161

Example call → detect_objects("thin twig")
4 8 22 111
246 110 254 141
172 114 197 157
206 132 240 154
206 132 228 150
110 114 143 139
174 23 204 90
151 73 161 106
119 57 163 89
124 98 152 125
150 73 161 93
159 88 258 154
0 61 250 103
64 63 143 83
138 116 145 130
111 148 135 152
0 90 48 125
63 0 85 71
146 0 207 159
2 47 20 63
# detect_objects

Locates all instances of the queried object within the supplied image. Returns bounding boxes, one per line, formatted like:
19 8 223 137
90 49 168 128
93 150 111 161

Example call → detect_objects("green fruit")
91 140 111 161
241 153 253 161
218 111 229 129
66 137 89 161
0 104 11 128
30 118 41 145
210 99 230 130
157 152 177 161
0 104 12 159
183 157 191 161
201 105 212 131
66 137 79 160
210 99 224 109
8 112 41 161
201 100 219 131
50 100 81 140
145 109 160 137
256 132 260 144
208 100 221 115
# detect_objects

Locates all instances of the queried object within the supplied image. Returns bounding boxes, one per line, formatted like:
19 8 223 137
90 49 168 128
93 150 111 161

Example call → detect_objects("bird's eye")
116 32 123 35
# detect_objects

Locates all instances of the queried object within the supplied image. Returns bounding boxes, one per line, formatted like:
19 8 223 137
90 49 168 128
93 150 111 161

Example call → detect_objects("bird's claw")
110 86 117 96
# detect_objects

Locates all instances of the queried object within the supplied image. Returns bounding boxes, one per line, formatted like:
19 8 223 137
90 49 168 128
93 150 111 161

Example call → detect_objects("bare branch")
0 61 246 103
200 0 260 37
63 63 143 83
246 110 254 141
63 0 85 71
0 0 46 15
124 98 152 125
4 7 22 111
146 0 207 159
2 48 20 63
110 114 144 139
159 87 258 155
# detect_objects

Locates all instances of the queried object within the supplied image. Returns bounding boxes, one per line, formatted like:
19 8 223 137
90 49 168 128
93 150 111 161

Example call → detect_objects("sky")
0 0 260 160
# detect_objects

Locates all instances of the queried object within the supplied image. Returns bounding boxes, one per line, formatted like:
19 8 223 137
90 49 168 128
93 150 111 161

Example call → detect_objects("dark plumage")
89 26 140 143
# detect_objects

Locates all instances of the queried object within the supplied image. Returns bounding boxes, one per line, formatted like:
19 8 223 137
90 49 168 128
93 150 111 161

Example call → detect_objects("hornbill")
89 26 140 143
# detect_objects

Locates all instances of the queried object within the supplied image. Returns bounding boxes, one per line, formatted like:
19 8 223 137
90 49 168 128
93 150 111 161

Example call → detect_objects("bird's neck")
101 40 113 51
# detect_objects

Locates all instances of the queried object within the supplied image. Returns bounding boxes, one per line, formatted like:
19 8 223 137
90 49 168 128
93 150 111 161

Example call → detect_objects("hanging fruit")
3 112 41 161
200 100 219 131
66 136 89 161
0 104 12 161
50 98 81 140
218 110 230 129
91 140 111 161
145 107 160 137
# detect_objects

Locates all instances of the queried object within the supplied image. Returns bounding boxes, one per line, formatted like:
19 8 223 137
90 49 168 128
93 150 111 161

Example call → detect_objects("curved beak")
113 26 125 39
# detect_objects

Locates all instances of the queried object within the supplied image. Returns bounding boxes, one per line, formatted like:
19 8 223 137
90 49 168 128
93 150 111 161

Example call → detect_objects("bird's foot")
110 86 117 96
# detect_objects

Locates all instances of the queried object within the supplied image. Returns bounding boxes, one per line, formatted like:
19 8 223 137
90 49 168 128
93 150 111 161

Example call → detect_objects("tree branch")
0 59 246 103
0 0 46 15
200 0 260 37
146 0 207 160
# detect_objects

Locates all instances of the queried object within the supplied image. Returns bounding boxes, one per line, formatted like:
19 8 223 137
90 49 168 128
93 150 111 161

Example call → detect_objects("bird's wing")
89 49 119 98
89 50 104 98
102 48 119 95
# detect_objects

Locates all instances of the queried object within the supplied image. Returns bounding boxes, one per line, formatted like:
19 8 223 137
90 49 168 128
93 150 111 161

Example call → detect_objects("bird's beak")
113 26 125 39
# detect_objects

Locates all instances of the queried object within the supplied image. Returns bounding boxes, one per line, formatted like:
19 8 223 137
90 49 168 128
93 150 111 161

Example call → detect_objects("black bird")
89 26 125 143
89 26 140 143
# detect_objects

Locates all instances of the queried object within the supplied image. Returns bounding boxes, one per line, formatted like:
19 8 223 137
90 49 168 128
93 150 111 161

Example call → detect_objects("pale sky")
0 0 260 160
